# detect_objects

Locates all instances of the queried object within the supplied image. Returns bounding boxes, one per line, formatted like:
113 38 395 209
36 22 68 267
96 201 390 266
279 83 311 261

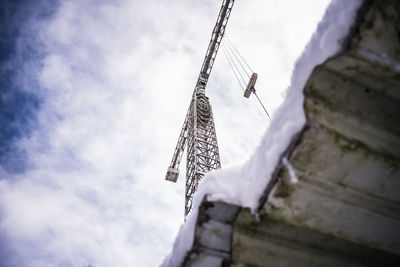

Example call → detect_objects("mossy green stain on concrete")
273 171 295 199
322 124 399 168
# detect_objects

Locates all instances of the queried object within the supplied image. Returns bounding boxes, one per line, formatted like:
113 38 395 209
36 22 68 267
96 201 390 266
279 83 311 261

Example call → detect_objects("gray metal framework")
165 0 235 216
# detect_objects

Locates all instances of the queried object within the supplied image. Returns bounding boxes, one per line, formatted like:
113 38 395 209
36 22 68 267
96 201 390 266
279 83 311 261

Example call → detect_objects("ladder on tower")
165 0 235 217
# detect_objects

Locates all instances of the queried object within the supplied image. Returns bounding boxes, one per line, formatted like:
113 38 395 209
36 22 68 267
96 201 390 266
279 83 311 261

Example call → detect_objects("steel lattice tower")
165 0 235 216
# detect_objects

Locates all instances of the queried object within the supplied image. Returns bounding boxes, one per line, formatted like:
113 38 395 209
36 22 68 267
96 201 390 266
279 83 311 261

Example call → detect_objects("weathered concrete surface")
231 0 400 266
260 52 400 253
350 0 400 62
178 1 400 266
182 200 240 266
233 209 399 267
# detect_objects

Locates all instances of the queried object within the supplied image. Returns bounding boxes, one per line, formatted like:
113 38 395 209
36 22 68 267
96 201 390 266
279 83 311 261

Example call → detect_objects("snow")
358 48 400 72
161 0 363 266
282 157 298 184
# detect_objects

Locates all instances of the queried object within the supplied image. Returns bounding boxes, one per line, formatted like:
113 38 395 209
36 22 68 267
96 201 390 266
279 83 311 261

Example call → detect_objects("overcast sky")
0 0 331 266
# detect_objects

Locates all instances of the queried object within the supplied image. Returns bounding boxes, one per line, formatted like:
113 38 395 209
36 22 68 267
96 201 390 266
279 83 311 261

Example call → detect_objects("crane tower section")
165 0 235 216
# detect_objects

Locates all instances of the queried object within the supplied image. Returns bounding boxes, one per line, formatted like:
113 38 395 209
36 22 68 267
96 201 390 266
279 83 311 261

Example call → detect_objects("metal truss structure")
165 0 235 216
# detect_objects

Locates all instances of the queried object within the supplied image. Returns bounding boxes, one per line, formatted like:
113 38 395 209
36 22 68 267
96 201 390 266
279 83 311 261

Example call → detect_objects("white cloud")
0 0 330 266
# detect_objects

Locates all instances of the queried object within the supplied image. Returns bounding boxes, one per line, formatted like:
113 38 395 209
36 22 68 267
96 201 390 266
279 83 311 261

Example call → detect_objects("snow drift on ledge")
162 0 363 266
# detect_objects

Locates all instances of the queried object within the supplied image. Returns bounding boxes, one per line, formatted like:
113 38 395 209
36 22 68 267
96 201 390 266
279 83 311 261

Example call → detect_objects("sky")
0 0 330 266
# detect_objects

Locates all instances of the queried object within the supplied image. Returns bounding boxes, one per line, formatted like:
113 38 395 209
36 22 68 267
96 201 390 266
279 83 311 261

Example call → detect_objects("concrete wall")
178 1 400 266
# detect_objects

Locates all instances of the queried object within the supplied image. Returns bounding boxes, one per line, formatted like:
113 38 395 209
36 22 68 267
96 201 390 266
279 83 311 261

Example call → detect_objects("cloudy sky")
0 0 331 266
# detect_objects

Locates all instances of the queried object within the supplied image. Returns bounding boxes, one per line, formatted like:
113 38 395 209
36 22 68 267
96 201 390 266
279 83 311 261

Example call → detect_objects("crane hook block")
165 167 180 182
244 73 258 98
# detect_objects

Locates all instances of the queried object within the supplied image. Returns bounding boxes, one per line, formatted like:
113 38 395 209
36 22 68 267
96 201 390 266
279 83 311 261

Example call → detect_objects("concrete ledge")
175 1 400 266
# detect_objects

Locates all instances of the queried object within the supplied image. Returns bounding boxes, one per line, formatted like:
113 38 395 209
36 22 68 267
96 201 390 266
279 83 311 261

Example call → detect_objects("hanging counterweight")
244 73 258 98
222 38 270 117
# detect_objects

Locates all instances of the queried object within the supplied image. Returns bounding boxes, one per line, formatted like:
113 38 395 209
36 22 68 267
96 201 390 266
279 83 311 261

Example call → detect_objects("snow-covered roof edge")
161 0 364 266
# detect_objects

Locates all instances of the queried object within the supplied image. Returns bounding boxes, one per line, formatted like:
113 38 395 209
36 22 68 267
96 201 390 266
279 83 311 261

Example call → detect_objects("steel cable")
224 39 251 78
254 92 270 118
222 38 271 119
221 44 245 91
225 36 254 74
222 42 247 90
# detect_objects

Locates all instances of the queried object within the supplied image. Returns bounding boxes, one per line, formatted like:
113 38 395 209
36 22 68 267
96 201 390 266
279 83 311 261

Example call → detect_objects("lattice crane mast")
165 0 235 216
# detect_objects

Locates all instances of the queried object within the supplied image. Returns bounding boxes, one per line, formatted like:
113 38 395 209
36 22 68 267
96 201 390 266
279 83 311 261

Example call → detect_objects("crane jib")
198 0 235 88
165 0 235 217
